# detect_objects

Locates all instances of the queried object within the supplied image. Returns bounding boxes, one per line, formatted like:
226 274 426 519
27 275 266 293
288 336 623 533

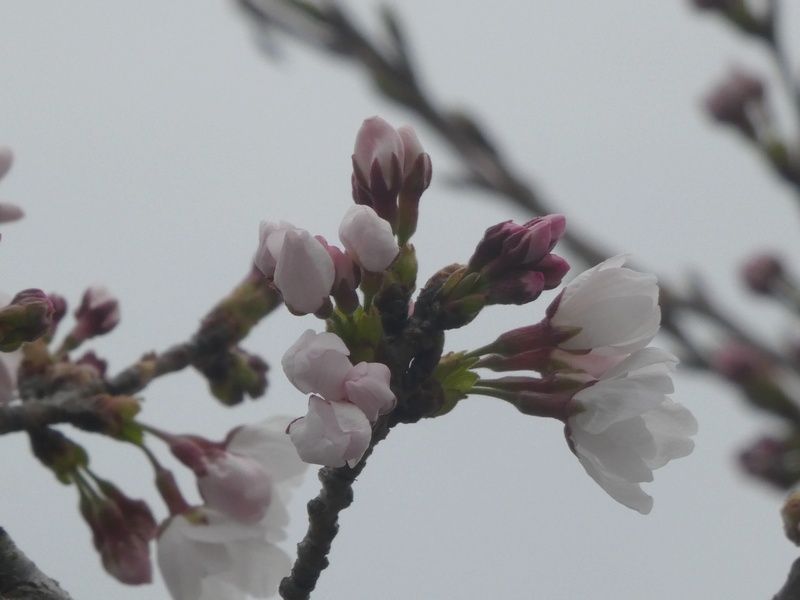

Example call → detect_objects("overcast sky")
1 1 800 599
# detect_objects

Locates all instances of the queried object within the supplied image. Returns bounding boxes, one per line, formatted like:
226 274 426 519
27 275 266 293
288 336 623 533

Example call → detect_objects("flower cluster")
254 116 695 516
254 206 399 316
471 257 697 514
283 330 395 467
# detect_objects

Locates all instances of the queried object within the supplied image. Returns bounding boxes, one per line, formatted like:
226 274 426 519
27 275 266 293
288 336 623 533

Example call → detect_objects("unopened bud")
783 491 800 545
0 289 54 351
713 343 800 421
29 428 88 484
200 347 269 406
396 126 432 245
80 479 157 584
740 436 800 489
742 252 784 294
704 68 765 137
73 285 120 338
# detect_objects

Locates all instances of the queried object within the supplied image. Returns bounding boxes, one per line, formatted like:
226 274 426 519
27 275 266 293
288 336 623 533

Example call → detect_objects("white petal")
226 417 307 486
571 348 677 434
338 205 399 272
569 421 655 483
575 449 654 515
281 330 352 399
554 256 660 354
641 399 698 469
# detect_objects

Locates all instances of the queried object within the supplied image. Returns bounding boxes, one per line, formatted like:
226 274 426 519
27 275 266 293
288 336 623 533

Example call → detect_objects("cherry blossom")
157 507 290 600
281 329 353 400
566 348 697 514
549 255 660 355
157 418 306 600
344 361 396 422
287 395 372 468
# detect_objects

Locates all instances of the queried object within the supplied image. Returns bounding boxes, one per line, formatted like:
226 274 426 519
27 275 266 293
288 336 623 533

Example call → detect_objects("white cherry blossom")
551 255 660 355
567 348 697 514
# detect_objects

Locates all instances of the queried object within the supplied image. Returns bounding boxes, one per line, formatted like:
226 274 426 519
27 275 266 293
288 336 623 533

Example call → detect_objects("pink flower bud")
338 205 400 272
316 237 361 313
344 362 396 422
73 285 120 339
168 433 273 524
281 329 353 400
712 342 772 383
255 221 335 315
704 68 765 136
352 116 405 192
740 436 800 489
197 452 273 524
398 126 432 191
742 252 784 294
288 395 372 467
80 482 157 585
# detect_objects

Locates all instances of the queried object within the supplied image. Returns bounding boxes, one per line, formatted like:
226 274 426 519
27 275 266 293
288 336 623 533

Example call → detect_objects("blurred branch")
236 0 788 376
774 556 800 600
107 267 282 397
0 528 73 600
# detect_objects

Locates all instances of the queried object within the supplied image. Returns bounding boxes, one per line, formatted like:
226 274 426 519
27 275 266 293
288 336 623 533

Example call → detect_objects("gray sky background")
1 1 800 598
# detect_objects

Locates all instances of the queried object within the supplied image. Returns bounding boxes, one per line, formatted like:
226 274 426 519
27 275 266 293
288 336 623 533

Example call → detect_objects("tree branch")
773 556 800 600
280 420 390 599
0 528 73 600
236 0 789 383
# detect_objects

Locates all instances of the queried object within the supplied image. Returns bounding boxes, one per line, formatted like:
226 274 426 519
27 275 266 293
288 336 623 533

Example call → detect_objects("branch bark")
774 556 800 600
0 528 73 600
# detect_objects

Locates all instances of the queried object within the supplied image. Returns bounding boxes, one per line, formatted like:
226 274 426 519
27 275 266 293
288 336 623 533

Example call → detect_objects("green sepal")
432 352 480 416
